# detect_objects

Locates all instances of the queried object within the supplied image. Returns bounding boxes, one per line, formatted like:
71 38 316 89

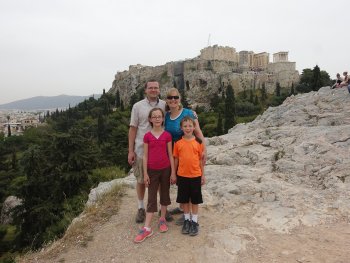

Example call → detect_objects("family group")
128 80 206 243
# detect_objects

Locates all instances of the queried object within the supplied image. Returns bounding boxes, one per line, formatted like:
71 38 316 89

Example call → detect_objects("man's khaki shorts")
133 157 144 184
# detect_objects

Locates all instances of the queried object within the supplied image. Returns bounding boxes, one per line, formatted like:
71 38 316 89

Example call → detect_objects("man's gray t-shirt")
129 98 166 158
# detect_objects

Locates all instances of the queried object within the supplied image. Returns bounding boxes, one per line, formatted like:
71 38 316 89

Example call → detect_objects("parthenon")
199 45 293 72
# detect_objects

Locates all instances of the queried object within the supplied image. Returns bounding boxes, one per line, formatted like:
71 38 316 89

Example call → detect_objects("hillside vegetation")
0 65 331 262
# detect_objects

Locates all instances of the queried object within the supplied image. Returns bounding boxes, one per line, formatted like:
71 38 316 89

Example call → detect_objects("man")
128 79 166 223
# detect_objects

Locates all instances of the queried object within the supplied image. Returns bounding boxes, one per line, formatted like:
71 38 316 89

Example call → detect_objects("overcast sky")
0 0 348 104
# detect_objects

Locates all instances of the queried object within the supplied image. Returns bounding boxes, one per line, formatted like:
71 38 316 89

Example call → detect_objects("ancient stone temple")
109 45 300 109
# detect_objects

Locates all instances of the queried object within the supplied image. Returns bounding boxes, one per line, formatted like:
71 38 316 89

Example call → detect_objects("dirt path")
20 186 350 263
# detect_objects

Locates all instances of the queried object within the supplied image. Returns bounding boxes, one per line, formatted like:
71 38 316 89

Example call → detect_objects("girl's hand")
201 175 206 186
170 173 177 185
144 174 150 187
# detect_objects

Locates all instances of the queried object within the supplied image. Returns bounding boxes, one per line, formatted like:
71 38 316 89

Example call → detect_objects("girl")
134 108 175 243
173 116 205 236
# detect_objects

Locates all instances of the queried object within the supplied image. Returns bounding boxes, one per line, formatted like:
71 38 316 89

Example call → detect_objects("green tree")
120 99 125 111
261 83 267 103
180 88 189 108
15 145 62 248
7 115 11 137
275 82 281 97
300 68 313 84
254 94 259 105
290 83 295 95
137 88 144 101
210 93 220 111
129 93 138 109
312 65 321 91
224 84 236 133
242 89 247 100
115 90 121 108
297 66 331 93
11 150 17 170
320 70 332 87
97 114 106 144
249 89 254 103
216 112 223 136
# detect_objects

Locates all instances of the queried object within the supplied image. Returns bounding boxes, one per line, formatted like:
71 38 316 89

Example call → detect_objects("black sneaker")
189 221 199 236
169 207 183 215
165 210 174 222
135 208 146 223
182 219 191 234
175 214 185 226
158 210 174 222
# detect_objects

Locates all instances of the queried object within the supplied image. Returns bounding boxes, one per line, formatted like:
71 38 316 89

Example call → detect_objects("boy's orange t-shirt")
173 137 203 178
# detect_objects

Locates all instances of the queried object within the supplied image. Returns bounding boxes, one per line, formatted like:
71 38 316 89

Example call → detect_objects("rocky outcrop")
91 87 350 234
20 86 348 263
86 171 135 207
108 46 299 109
0 196 22 224
205 87 350 233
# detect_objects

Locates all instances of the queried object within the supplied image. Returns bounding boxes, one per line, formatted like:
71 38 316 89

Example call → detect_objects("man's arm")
128 126 137 165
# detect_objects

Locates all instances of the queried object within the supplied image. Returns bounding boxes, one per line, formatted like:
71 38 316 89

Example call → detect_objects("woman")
164 87 206 225
332 73 343 89
164 88 206 144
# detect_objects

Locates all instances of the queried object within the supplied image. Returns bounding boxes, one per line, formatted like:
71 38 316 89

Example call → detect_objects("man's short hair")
144 79 159 89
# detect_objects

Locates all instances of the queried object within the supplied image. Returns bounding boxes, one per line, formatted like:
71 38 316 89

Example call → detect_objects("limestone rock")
86 174 135 207
0 196 22 224
108 46 299 109
204 87 350 233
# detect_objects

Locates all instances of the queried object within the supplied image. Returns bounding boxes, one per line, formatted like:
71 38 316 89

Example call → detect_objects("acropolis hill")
109 45 300 109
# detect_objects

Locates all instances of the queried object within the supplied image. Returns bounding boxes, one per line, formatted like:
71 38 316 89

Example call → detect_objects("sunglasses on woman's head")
167 96 179 100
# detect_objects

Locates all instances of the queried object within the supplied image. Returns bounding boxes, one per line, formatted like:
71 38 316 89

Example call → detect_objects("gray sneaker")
182 219 191 234
135 208 146 223
175 214 185 226
189 221 199 236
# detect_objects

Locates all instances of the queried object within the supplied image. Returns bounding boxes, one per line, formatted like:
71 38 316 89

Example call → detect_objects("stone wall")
273 52 289 62
200 45 238 62
252 52 269 69
267 61 296 73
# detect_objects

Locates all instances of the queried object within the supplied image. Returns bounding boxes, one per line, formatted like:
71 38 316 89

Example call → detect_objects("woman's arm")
193 118 207 164
167 141 176 184
200 158 206 185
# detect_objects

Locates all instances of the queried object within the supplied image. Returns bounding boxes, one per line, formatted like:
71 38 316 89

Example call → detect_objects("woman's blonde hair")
165 87 183 111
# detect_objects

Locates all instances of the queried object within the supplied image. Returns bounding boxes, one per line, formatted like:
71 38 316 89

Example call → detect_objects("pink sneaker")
134 227 153 243
158 218 168 233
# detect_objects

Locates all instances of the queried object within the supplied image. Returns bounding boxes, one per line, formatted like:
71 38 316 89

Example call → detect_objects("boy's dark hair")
180 116 202 144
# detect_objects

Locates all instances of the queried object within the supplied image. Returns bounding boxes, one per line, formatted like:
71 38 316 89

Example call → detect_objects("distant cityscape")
0 109 55 137
0 94 102 137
